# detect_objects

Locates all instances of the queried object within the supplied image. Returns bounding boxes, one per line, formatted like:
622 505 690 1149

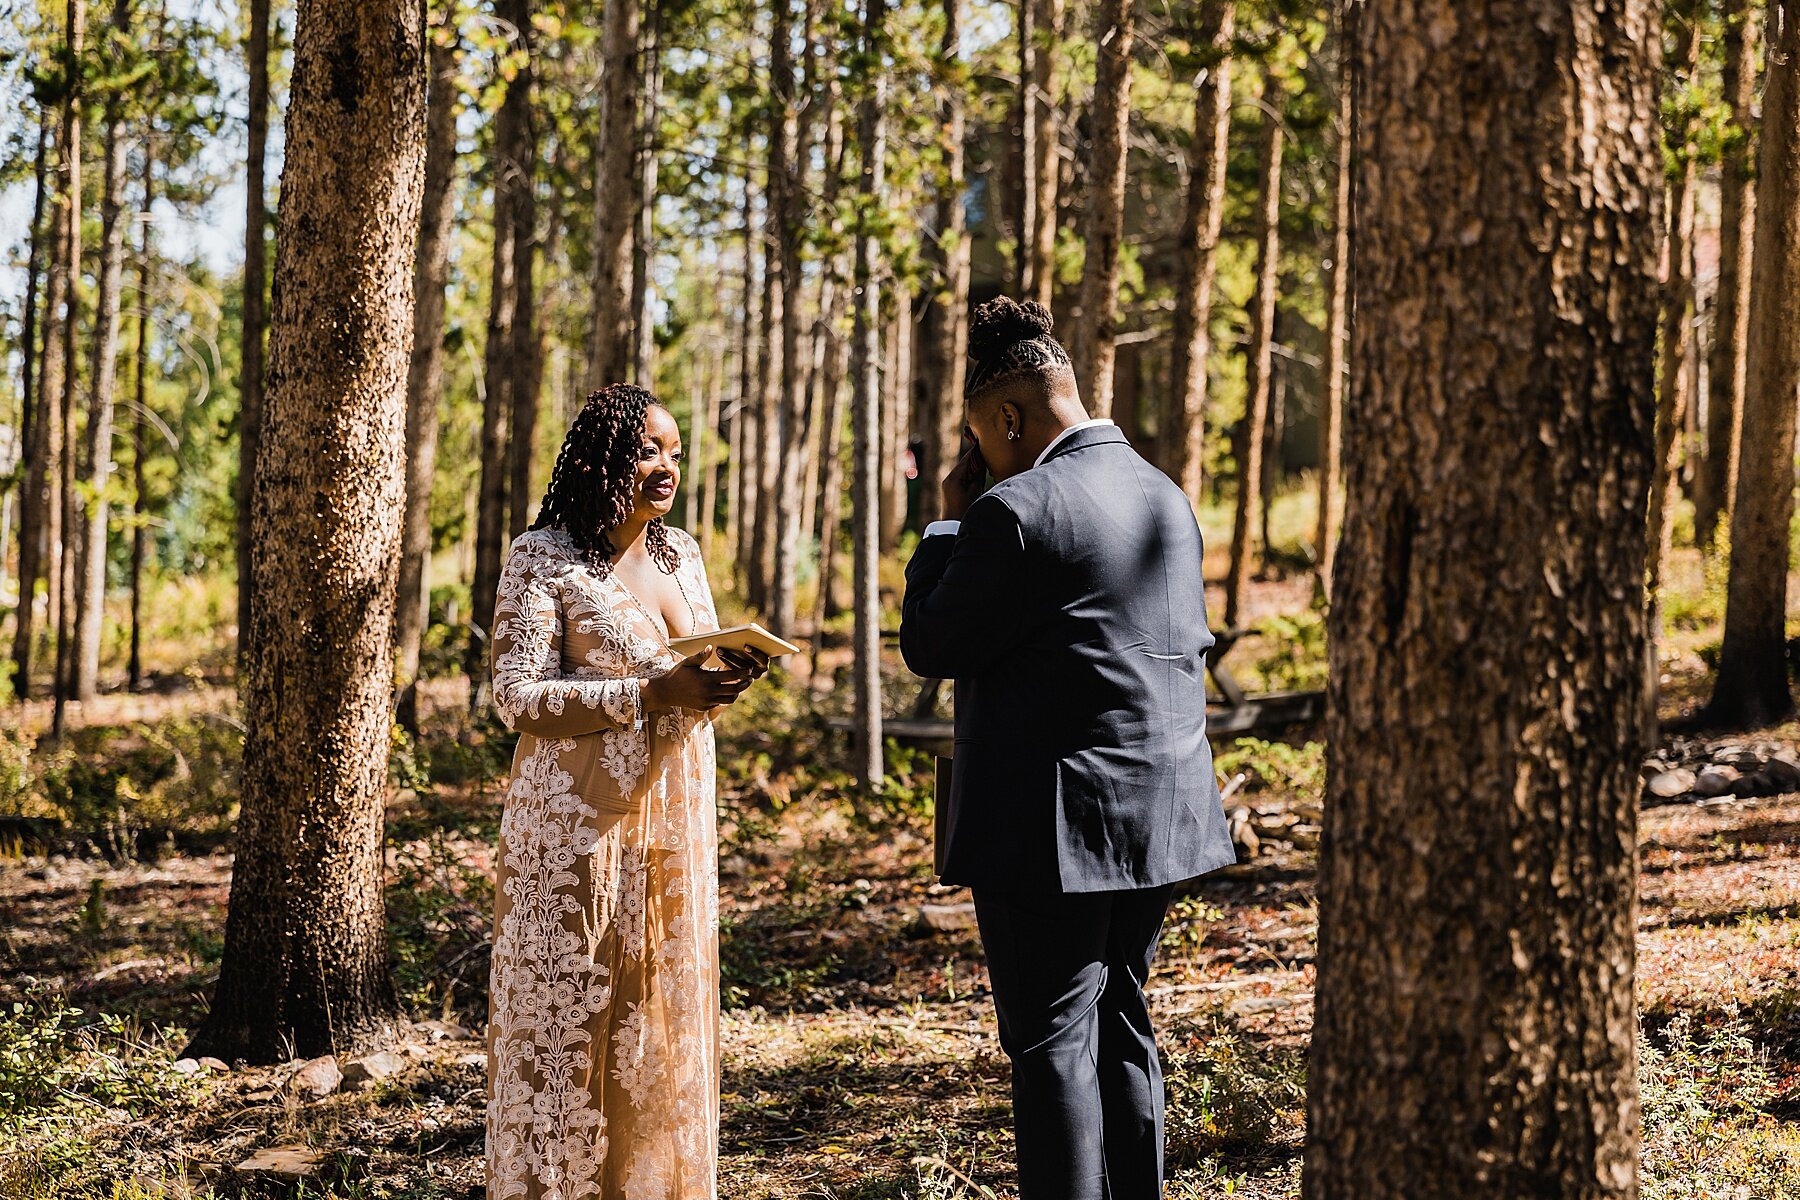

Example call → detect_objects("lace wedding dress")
485 524 720 1200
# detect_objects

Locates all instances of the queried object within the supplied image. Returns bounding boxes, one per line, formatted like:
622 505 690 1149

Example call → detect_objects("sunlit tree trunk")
1315 1 1350 596
236 0 270 669
630 0 662 384
1696 0 1757 550
880 288 911 552
1224 74 1282 629
1023 0 1061 307
50 0 87 738
10 109 54 700
501 0 540 541
74 6 133 702
1702 0 1800 730
1070 0 1134 417
188 0 426 1063
396 25 460 734
129 139 154 695
1168 1 1233 508
1303 0 1661 1193
851 0 887 785
1648 10 1700 601
917 0 972 528
768 0 811 638
587 0 639 389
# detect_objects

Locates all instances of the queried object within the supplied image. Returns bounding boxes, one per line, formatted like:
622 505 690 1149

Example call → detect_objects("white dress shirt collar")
1034 418 1116 469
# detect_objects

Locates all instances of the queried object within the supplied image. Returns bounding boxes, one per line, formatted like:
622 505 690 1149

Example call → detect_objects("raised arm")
900 493 1029 680
489 539 644 737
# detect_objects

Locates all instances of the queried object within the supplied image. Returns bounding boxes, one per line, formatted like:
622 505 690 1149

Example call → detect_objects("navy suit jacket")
900 423 1236 894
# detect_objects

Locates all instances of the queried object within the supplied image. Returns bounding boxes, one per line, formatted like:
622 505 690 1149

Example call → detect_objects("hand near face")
941 439 988 522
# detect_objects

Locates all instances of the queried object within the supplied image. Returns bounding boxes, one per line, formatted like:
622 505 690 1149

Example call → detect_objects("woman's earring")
1007 428 1021 442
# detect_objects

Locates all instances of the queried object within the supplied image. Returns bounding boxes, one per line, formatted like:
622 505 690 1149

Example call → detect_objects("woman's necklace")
584 543 696 650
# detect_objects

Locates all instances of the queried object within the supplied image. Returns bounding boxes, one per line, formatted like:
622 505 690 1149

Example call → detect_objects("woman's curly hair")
530 383 681 574
964 296 1073 399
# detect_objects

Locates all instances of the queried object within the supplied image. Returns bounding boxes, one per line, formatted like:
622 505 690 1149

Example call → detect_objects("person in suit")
900 297 1235 1200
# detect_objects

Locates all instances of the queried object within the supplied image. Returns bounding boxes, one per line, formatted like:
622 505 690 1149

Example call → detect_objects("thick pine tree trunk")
629 2 662 384
1070 0 1134 418
1703 0 1800 730
236 0 270 668
188 0 426 1063
1302 0 1661 1194
1224 78 1282 630
851 0 887 785
587 0 639 389
1696 0 1757 551
1315 4 1351 597
1167 1 1232 508
917 0 971 529
395 27 461 734
10 110 53 700
75 12 132 702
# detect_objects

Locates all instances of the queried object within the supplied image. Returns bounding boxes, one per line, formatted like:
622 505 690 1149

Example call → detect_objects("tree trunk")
630 0 662 384
1696 0 1758 551
1015 0 1033 294
236 0 270 669
851 0 887 786
693 333 723 554
1167 1 1233 508
811 250 852 639
501 0 541 542
395 26 461 734
1070 0 1135 418
75 12 133 702
917 0 971 529
1315 3 1350 597
10 109 54 700
1224 77 1282 630
1302 0 1661 1194
768 0 810 638
1702 0 1800 730
749 146 784 613
880 287 911 552
50 0 86 739
1648 31 1700 602
587 0 639 389
129 140 153 694
731 166 759 566
1024 0 1062 307
187 0 426 1063
467 17 533 699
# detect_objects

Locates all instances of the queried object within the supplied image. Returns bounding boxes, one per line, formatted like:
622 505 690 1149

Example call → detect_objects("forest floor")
3 551 1799 1199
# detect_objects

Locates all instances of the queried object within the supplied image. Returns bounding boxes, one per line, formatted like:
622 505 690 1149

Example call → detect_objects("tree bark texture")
190 0 426 1063
1303 2 1662 1196
236 0 271 666
1070 0 1134 418
587 0 639 390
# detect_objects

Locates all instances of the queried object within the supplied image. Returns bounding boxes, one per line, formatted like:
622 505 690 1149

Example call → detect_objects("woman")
486 383 761 1199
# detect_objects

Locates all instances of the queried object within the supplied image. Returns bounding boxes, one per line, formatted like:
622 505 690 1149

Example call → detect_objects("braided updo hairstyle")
530 383 681 574
964 297 1074 399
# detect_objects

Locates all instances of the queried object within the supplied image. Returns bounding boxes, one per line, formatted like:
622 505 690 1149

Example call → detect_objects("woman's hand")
643 646 754 711
716 646 772 679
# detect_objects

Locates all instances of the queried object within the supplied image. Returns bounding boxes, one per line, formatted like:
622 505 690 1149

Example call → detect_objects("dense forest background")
1 0 1799 1195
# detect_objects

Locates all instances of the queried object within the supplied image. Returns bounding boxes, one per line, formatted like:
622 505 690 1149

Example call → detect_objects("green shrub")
1213 737 1325 804
0 990 194 1134
1163 1014 1306 1163
1240 609 1328 694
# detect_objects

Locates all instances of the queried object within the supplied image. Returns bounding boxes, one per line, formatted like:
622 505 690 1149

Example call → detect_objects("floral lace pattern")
486 526 721 1200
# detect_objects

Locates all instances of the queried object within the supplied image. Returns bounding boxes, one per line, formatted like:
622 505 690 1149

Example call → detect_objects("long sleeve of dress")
490 535 645 737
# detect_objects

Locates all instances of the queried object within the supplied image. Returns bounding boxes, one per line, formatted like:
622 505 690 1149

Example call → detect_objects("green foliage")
1641 1011 1800 1199
0 990 194 1135
1213 737 1324 803
1163 1013 1306 1163
1242 608 1329 693
387 832 496 1017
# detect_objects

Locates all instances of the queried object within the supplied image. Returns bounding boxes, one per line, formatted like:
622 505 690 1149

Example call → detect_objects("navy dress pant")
971 883 1176 1200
